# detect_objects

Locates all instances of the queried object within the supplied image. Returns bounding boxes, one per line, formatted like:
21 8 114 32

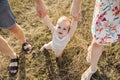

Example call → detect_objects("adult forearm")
35 0 43 4
34 0 47 18
71 0 81 17
34 0 46 7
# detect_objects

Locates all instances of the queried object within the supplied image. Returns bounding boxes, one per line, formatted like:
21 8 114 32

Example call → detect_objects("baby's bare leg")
55 52 63 68
55 52 63 62
54 52 62 58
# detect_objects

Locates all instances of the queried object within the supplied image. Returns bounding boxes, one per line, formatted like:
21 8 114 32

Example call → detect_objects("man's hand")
35 0 47 18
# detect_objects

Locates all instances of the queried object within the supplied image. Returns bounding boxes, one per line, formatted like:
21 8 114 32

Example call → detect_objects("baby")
40 15 80 64
40 0 81 63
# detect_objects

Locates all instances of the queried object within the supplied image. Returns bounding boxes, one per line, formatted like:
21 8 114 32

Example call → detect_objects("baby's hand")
73 11 82 21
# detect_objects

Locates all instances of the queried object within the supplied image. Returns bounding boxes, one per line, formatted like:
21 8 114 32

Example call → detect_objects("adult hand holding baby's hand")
35 0 47 18
70 0 82 21
73 11 82 21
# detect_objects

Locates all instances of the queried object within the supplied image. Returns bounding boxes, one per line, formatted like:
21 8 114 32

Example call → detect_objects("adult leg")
0 0 26 43
0 35 18 74
8 23 26 43
86 45 92 63
81 39 104 80
8 24 32 53
0 0 31 53
0 36 16 58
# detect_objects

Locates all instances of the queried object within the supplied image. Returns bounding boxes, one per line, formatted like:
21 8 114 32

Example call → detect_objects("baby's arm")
43 15 54 32
69 0 82 38
70 0 81 18
69 13 82 38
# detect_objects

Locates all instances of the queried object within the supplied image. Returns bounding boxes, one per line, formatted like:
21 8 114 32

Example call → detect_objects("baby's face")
56 20 70 38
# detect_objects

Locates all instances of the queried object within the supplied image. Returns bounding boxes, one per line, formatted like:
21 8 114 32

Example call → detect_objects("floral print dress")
91 0 120 45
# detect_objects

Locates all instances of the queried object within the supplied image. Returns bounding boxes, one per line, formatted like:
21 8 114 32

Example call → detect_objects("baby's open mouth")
59 32 62 34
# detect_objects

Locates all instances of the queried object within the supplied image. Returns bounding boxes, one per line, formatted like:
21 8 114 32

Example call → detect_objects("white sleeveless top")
50 28 70 53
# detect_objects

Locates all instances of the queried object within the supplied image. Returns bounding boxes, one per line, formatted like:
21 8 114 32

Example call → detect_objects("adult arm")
35 0 47 18
35 0 54 31
70 0 82 19
69 0 82 38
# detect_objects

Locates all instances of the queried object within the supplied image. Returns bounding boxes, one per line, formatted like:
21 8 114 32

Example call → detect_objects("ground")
0 0 120 80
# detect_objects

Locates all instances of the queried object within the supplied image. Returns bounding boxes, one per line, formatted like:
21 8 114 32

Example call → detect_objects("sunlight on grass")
0 0 119 80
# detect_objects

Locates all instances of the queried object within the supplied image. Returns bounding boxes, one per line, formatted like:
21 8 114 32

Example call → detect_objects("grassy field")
0 0 120 80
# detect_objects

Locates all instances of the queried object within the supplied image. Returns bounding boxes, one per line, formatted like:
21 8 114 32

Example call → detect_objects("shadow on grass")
43 49 56 80
56 56 69 80
91 71 110 80
43 49 69 80
17 51 26 80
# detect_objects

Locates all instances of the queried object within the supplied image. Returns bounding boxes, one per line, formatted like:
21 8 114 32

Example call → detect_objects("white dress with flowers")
91 0 120 45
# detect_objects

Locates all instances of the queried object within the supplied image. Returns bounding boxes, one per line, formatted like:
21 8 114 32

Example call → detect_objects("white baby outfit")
49 28 70 53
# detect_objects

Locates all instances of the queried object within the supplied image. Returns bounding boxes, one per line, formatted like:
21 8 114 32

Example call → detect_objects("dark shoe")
9 56 19 76
22 42 32 54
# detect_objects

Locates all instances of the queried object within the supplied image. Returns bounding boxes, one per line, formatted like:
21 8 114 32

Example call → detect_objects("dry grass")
0 0 120 80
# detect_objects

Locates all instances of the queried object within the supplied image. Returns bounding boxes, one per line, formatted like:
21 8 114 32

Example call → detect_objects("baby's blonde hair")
57 16 71 31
